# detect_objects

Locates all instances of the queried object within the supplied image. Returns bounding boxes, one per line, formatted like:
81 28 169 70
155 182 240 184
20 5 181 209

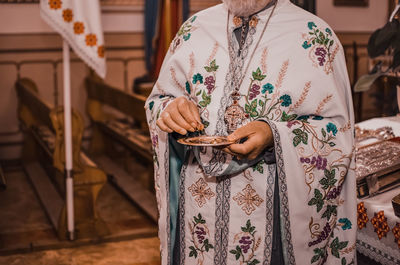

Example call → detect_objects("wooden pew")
16 78 109 240
85 77 157 222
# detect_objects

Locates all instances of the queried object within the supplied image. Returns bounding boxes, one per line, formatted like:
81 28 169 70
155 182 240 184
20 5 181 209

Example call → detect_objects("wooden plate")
177 135 233 147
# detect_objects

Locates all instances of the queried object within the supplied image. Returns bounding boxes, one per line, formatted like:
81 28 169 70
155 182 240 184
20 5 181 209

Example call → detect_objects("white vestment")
146 1 357 264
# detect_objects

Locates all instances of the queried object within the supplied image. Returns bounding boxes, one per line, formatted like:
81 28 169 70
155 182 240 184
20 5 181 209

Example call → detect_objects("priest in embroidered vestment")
145 0 357 264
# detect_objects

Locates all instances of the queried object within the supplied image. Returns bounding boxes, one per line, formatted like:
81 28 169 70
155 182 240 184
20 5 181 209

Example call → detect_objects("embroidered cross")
188 178 215 208
233 184 264 215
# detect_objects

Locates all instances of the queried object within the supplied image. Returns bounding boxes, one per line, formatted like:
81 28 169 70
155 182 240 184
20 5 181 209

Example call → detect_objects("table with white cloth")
356 116 400 265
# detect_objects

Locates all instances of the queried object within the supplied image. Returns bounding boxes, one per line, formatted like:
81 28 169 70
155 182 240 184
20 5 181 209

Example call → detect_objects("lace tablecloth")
356 116 400 264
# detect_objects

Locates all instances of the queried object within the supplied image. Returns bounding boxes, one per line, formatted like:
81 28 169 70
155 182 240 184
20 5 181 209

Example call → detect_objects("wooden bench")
85 77 157 222
16 78 109 240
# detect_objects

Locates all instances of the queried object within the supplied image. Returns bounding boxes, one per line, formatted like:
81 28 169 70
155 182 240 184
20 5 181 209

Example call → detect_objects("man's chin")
222 0 271 17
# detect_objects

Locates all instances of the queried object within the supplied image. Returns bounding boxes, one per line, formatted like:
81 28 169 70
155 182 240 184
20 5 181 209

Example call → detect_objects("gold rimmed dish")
177 135 233 147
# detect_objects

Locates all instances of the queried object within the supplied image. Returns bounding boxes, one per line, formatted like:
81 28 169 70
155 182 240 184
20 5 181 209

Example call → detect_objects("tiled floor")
0 237 161 265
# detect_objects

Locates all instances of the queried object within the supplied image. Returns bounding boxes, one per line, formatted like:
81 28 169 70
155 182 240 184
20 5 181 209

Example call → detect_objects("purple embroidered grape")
239 235 252 254
249 84 261 100
300 155 327 170
204 76 215 94
195 226 207 244
326 184 343 200
315 47 327 66
308 223 331 247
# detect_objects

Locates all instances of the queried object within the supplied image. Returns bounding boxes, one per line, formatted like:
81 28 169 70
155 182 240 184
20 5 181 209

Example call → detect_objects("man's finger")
177 100 198 130
227 135 258 156
161 112 187 135
156 118 173 133
227 124 255 142
188 101 203 130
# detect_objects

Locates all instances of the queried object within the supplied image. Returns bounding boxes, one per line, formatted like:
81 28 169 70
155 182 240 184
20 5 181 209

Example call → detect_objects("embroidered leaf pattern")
204 59 219 72
252 160 265 174
198 91 211 108
252 67 266 81
322 204 337 220
230 220 260 265
189 213 213 263
330 237 348 258
311 247 326 264
319 169 337 190
308 189 324 212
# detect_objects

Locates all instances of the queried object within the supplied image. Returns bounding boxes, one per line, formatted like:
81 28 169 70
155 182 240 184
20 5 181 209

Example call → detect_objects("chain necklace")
224 1 278 133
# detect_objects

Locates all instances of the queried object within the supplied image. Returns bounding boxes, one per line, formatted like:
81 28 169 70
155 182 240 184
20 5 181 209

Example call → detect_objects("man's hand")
223 121 273 160
156 96 203 135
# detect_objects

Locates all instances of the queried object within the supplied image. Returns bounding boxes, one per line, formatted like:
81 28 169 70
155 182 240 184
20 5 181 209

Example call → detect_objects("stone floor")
0 237 161 265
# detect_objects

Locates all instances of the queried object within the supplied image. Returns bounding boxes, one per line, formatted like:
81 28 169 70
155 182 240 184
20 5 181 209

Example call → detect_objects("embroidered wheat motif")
275 60 289 90
289 81 311 112
261 47 268 74
315 94 333 115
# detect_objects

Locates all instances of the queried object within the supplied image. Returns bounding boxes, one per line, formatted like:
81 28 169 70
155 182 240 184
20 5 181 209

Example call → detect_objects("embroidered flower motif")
312 115 324 120
357 202 369 230
371 211 390 239
183 33 191 41
73 22 85 34
287 120 300 129
279 94 292 107
315 47 327 66
249 84 260 100
233 184 264 215
308 222 331 247
325 28 332 36
192 73 203 84
300 155 327 170
149 101 155 111
229 220 261 264
85 34 97 47
301 22 337 74
48 0 62 10
188 178 215 208
204 76 215 94
62 9 73 22
151 134 158 148
302 41 312 49
326 122 338 136
308 21 317 30
262 83 274 94
185 81 191 94
188 213 214 262
97 45 105 58
392 223 400 249
338 218 352 230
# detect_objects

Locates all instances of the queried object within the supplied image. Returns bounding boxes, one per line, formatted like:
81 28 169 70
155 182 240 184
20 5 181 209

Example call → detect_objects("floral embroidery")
62 9 73 22
73 22 85 35
192 73 203 84
338 218 352 230
392 223 400 249
233 184 264 215
188 178 215 208
262 83 274 94
170 16 198 53
252 160 265 174
371 211 390 239
85 34 97 47
302 21 338 74
326 122 338 136
49 0 62 10
279 94 292 107
229 220 261 265
188 213 214 264
97 45 105 58
357 202 369 229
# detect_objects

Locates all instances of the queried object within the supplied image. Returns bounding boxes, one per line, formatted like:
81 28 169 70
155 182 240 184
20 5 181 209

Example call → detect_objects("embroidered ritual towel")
40 0 106 78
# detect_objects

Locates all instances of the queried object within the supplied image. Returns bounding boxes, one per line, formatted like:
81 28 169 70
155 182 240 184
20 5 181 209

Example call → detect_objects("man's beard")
222 0 272 17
